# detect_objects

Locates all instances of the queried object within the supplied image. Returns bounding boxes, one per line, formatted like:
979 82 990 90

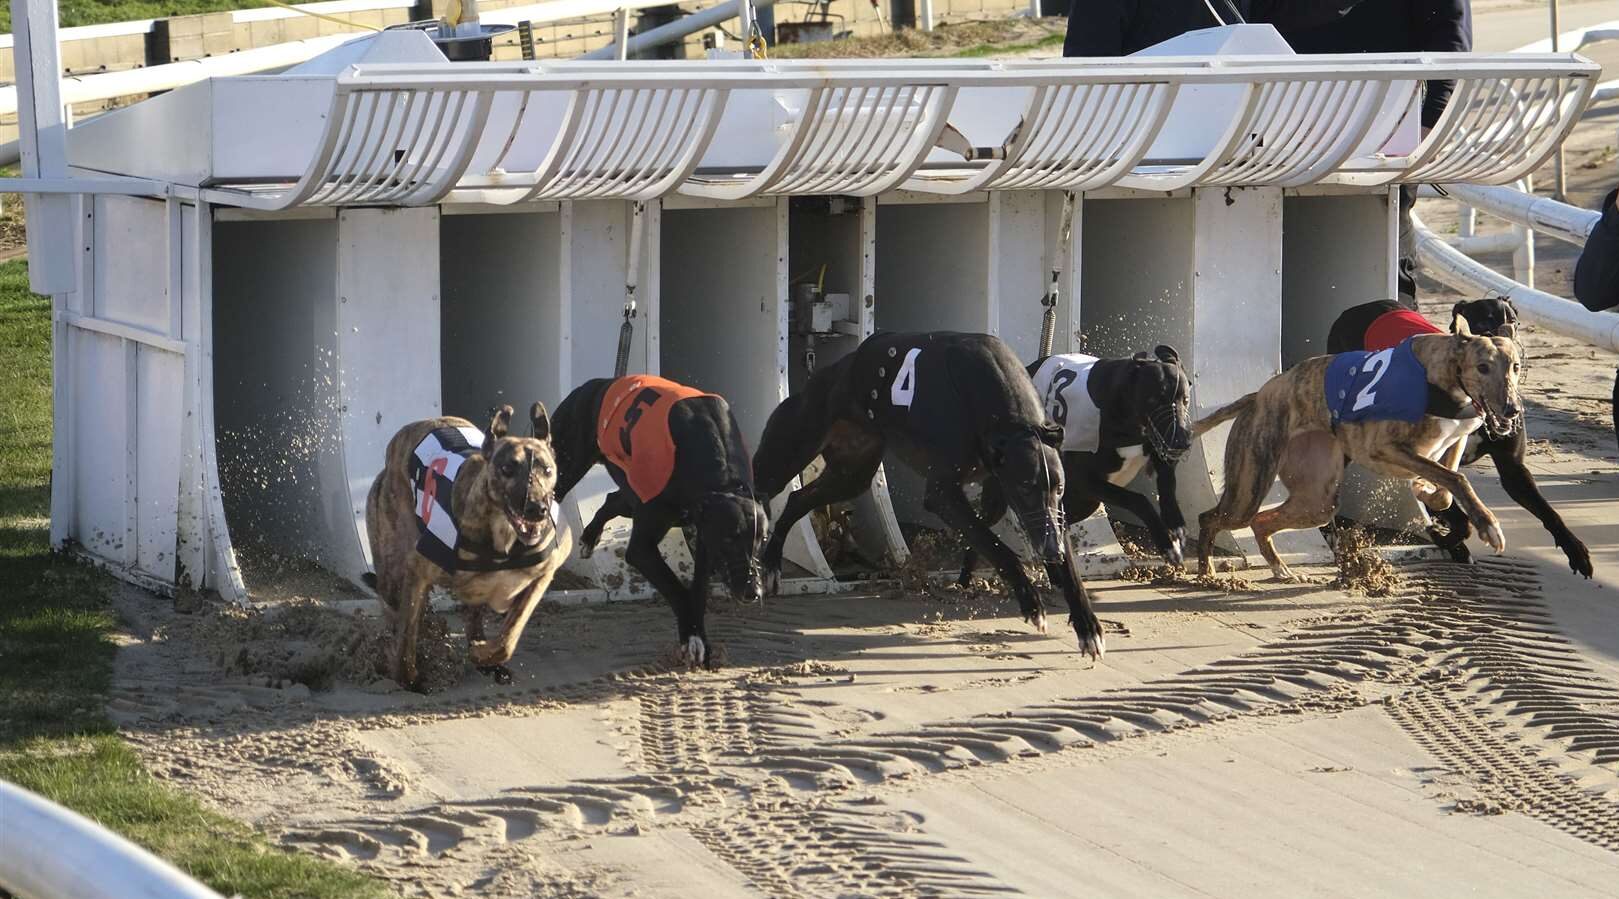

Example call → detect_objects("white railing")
0 780 226 899
182 53 1596 209
0 0 417 51
1413 208 1619 353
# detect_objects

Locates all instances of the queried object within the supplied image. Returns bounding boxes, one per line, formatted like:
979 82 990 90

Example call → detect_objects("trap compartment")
1081 187 1331 568
213 208 443 591
871 191 1088 572
659 197 836 591
786 196 906 577
1282 189 1431 538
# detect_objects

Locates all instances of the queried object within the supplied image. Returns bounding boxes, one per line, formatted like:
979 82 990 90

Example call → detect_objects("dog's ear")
484 404 514 455
1152 345 1181 366
1450 301 1467 334
529 402 551 441
1131 350 1152 364
1453 314 1475 340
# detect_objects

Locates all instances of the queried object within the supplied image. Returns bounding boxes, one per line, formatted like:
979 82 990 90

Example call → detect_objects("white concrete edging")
0 779 225 899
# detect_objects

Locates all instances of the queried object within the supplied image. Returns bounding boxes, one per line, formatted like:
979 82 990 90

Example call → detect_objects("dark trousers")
1397 184 1418 308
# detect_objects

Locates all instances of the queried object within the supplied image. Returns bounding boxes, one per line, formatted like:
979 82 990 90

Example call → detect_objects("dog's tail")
1192 394 1256 437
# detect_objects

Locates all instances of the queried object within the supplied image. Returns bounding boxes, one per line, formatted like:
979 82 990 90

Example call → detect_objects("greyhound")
550 375 768 668
955 345 1194 583
365 404 570 690
1194 318 1522 580
1327 297 1590 578
752 331 1105 660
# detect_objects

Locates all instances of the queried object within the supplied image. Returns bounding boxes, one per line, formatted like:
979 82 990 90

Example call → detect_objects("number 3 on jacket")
890 348 921 408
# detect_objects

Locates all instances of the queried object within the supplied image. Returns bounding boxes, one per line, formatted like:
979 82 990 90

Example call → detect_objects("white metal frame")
55 53 1587 214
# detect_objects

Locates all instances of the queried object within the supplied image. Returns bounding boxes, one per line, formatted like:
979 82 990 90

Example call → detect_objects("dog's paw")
577 542 595 560
1025 608 1049 635
1073 622 1106 661
763 566 783 597
1481 522 1507 554
1561 539 1593 579
681 635 707 667
1163 529 1186 567
478 664 514 686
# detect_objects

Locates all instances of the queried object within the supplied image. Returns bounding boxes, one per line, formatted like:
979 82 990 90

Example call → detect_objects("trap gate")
13 24 1598 602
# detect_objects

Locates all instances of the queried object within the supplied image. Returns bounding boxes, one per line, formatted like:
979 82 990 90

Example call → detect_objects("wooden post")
10 0 76 293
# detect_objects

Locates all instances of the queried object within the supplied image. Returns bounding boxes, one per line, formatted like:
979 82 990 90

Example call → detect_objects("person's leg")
1397 184 1419 309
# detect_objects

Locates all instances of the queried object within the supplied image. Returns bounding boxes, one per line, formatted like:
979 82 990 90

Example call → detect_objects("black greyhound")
956 346 1194 584
551 375 769 666
753 331 1105 660
1327 298 1592 578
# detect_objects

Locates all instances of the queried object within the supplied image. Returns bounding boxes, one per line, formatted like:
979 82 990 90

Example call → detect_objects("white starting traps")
17 24 1599 602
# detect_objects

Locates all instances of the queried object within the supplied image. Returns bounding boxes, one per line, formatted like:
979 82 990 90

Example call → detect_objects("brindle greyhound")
1328 297 1591 578
955 346 1194 583
550 375 767 668
1194 318 1522 580
753 331 1105 660
365 404 569 690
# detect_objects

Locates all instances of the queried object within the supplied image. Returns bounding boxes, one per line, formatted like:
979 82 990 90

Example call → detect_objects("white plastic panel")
70 330 131 563
92 197 170 334
134 346 184 579
335 207 443 583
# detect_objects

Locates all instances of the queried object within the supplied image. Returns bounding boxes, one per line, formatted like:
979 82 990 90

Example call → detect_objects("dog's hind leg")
925 477 1049 635
956 478 1011 587
578 489 633 560
1196 414 1282 573
392 578 432 690
1488 432 1591 577
1250 431 1343 581
759 427 884 593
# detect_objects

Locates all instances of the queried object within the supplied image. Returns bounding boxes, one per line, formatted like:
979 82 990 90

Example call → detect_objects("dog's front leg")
924 477 1048 634
1488 433 1591 578
956 479 1010 587
1043 549 1105 661
625 509 703 666
1154 460 1187 566
1373 446 1506 553
392 578 432 690
1086 470 1177 566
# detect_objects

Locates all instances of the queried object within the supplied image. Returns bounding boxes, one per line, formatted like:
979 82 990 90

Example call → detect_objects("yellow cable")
260 0 384 33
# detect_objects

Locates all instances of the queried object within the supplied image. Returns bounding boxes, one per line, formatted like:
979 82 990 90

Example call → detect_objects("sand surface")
101 17 1619 897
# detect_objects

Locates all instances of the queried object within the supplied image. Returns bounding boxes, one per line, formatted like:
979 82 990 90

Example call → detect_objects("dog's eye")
500 461 517 477
1476 364 1490 375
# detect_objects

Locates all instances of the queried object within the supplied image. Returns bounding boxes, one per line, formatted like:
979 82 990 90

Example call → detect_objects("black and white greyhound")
752 331 1105 660
1327 297 1592 578
550 375 769 667
955 345 1194 584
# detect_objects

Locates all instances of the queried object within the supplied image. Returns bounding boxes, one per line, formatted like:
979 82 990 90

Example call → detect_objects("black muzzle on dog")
1018 508 1068 564
1146 405 1193 464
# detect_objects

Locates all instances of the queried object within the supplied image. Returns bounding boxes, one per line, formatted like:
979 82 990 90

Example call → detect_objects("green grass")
0 258 389 899
953 31 1064 58
1 0 272 32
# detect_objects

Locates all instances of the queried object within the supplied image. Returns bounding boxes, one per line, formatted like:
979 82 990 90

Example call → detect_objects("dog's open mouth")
505 505 551 547
1472 398 1517 440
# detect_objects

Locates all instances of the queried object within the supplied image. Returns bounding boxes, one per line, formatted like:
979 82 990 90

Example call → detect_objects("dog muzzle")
1146 406 1193 464
1018 508 1068 564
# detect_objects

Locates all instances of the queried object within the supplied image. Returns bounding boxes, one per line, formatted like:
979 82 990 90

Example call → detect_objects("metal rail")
0 780 226 899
